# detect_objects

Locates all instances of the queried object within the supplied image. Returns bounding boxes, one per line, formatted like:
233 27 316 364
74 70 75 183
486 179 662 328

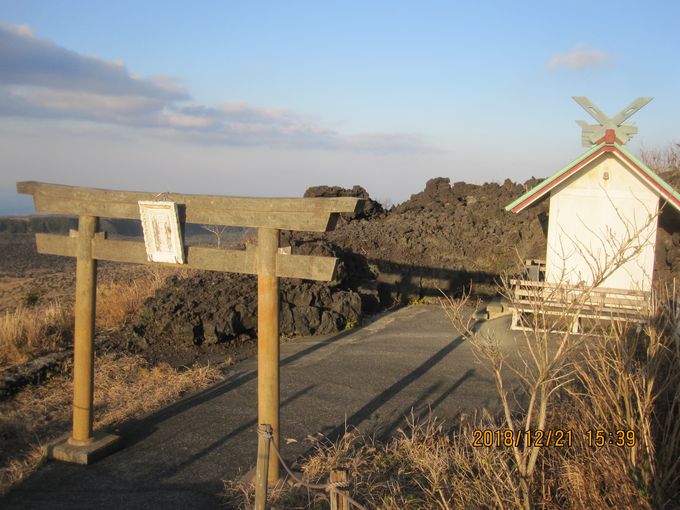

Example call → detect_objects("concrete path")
3 305 517 509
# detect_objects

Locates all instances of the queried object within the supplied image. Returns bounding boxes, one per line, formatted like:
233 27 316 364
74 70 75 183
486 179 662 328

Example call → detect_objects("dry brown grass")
0 302 72 367
0 352 221 495
0 265 176 369
95 266 172 331
223 415 521 510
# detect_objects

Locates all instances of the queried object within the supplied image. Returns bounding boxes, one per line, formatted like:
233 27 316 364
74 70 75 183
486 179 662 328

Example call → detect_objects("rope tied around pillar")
257 424 273 440
255 425 366 510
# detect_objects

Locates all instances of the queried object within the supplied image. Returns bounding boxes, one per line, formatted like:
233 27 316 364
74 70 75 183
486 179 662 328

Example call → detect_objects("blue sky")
1 1 679 214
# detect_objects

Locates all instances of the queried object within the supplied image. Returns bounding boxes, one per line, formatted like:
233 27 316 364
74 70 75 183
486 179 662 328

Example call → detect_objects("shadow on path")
158 385 315 479
120 327 358 445
326 334 467 440
376 368 477 440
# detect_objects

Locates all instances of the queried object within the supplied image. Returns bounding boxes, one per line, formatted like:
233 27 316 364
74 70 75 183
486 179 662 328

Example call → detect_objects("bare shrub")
201 224 229 248
443 290 586 509
640 142 680 175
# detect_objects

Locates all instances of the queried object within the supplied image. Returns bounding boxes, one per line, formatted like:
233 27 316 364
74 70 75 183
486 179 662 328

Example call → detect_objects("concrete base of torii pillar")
42 431 122 465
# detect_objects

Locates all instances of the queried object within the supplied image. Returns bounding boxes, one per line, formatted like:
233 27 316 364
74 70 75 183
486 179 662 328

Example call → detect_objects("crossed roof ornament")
574 96 652 147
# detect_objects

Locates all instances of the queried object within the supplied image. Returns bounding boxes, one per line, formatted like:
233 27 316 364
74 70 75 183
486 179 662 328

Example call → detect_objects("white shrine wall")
545 154 659 292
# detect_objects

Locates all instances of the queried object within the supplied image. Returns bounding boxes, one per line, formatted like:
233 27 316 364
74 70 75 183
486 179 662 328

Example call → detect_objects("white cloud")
3 24 34 37
163 111 215 128
0 22 433 154
0 23 188 100
10 87 163 114
548 44 610 71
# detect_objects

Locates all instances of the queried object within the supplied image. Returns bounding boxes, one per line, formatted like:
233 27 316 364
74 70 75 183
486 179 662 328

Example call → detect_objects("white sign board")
138 201 185 264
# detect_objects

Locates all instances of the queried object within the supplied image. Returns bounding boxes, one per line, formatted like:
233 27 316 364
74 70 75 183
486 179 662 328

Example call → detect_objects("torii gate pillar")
257 227 280 481
70 215 98 445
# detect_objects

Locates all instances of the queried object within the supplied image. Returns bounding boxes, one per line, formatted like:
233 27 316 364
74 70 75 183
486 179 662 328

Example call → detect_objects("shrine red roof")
505 140 680 214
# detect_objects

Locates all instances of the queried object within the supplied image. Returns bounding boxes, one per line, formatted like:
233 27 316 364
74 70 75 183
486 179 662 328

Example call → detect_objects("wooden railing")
510 279 652 332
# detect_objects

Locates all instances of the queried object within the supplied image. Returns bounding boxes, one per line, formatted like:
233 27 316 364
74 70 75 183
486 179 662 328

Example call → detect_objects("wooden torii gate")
17 181 361 481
